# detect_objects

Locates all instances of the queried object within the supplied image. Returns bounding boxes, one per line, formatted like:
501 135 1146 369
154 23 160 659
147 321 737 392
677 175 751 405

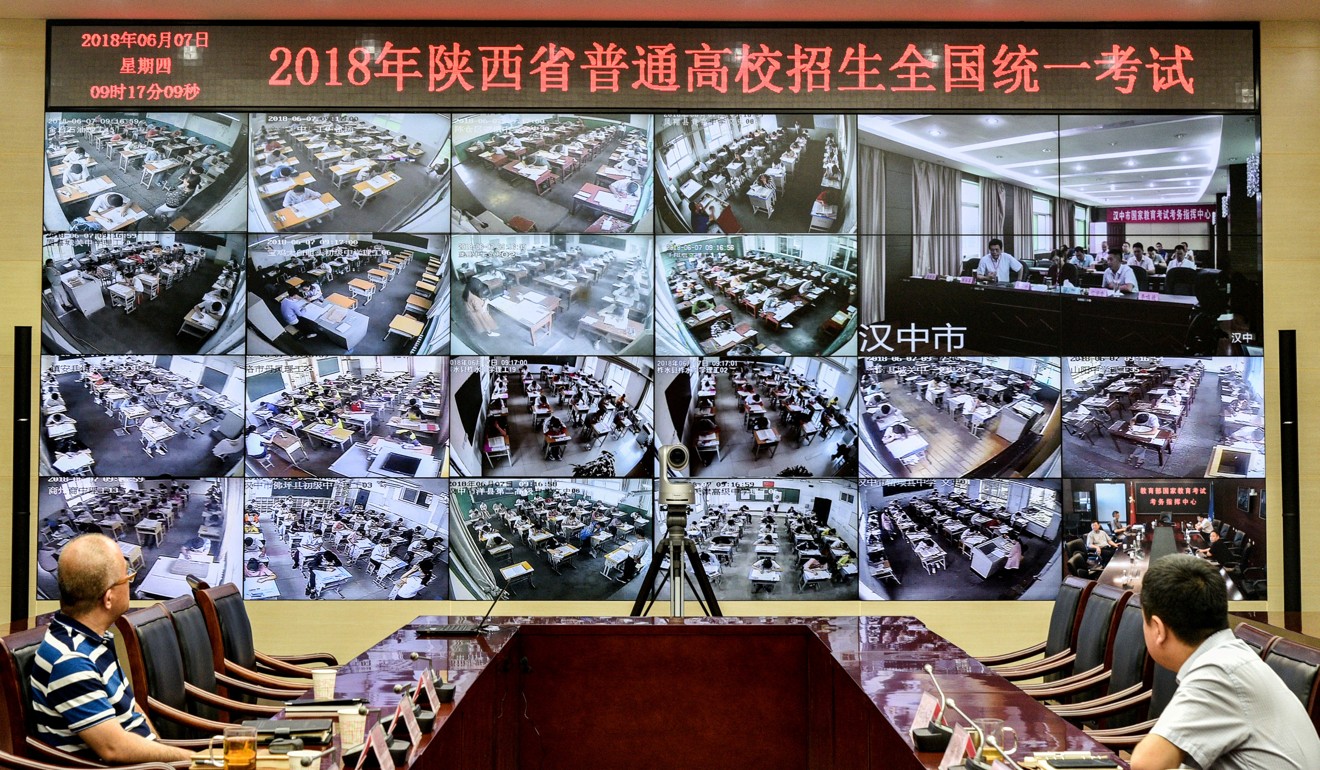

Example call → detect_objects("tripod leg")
682 540 722 617
629 541 671 616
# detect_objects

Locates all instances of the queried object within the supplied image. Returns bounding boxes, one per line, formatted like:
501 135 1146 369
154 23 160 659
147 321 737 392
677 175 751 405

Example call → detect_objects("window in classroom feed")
449 234 654 357
447 356 654 480
41 232 248 356
249 113 451 235
857 357 1060 480
653 357 859 480
245 233 450 357
646 479 860 601
243 478 450 601
856 113 1262 359
44 112 249 233
243 356 449 480
36 479 242 602
448 478 653 601
860 479 1062 601
40 355 246 478
1062 356 1263 480
450 113 654 236
1062 477 1266 600
656 233 858 357
653 114 857 237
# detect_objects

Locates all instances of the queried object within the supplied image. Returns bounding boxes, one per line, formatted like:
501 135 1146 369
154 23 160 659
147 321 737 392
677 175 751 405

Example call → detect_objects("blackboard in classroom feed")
30 20 1269 606
736 486 801 504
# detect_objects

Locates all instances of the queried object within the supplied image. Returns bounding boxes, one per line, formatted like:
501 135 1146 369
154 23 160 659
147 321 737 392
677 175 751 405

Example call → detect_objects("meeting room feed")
242 477 449 600
244 356 449 478
655 356 858 478
451 113 654 235
248 112 451 234
657 234 858 356
448 356 653 479
246 233 450 356
44 111 249 232
859 478 1062 601
449 478 652 601
858 357 1061 479
654 113 857 236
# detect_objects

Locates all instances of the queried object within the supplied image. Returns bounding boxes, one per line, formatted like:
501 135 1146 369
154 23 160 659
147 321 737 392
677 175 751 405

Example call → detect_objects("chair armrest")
216 671 308 700
1019 660 1103 697
1021 667 1110 700
22 739 106 768
252 651 324 678
977 640 1047 666
257 649 339 668
183 682 282 716
1050 683 1150 719
145 697 231 734
1086 717 1159 738
0 748 180 770
223 659 316 690
996 652 1076 681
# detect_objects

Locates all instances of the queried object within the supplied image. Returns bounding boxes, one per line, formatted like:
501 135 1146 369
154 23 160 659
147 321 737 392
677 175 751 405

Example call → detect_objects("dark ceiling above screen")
46 23 1257 112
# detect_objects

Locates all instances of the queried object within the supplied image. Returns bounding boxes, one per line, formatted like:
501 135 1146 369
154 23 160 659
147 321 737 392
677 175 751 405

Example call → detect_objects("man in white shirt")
975 238 1023 283
1130 555 1320 770
1127 247 1156 272
282 184 320 209
1166 245 1197 270
1102 252 1138 292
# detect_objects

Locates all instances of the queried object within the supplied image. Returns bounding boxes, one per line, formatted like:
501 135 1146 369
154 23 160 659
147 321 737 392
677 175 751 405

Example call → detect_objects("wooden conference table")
330 615 1120 770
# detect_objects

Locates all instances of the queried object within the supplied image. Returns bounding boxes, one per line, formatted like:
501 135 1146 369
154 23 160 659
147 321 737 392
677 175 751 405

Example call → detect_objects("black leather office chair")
999 583 1130 684
1263 638 1320 733
193 582 337 681
0 627 80 765
979 577 1094 673
1164 267 1198 295
1083 663 1179 748
1046 595 1152 727
1232 622 1279 658
1129 264 1148 291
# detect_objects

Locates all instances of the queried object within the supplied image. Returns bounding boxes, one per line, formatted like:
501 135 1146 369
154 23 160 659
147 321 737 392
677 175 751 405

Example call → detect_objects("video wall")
35 22 1265 605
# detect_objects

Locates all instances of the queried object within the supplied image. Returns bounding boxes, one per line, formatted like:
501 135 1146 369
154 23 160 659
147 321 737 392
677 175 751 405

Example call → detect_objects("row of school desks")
330 615 1119 769
283 248 438 348
889 275 1204 355
1065 362 1202 469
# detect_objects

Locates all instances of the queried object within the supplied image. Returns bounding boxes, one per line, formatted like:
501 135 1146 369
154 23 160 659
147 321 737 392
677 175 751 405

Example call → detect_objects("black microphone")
409 651 436 677
297 747 335 767
910 663 954 752
391 682 415 696
944 698 992 770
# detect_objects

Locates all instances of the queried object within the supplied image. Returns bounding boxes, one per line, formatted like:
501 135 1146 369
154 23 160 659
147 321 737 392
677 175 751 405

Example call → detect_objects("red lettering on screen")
1148 45 1195 93
889 44 936 91
374 42 423 92
786 45 832 93
1094 44 1142 94
580 42 629 93
631 44 680 92
479 45 525 90
992 44 1041 93
685 43 731 93
734 44 784 94
427 44 476 92
530 43 576 92
944 45 985 91
837 44 885 91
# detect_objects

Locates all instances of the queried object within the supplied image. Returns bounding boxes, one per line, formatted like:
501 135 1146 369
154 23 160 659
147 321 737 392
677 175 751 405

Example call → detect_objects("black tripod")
630 503 722 617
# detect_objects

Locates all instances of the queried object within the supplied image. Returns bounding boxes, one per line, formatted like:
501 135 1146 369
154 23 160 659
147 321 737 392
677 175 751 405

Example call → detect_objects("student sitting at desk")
244 557 276 580
61 146 88 166
62 162 89 186
544 415 570 460
267 163 296 182
244 425 273 462
140 414 170 455
154 176 196 218
303 281 324 302
279 287 321 340
280 183 319 209
608 178 641 200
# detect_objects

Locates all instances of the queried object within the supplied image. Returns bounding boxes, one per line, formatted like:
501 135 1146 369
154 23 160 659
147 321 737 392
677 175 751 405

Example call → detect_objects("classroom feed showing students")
44 112 247 232
858 357 1061 479
40 356 246 478
449 357 653 478
246 234 449 356
1062 357 1265 480
654 357 858 479
42 233 247 356
654 114 856 236
35 479 242 601
451 113 653 235
657 234 857 356
248 112 450 234
859 479 1061 602
245 356 448 478
647 479 859 601
449 479 652 601
450 234 652 355
242 478 449 600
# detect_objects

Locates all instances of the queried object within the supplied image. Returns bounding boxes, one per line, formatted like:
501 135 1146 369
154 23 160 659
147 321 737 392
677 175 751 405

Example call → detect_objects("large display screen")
35 21 1265 606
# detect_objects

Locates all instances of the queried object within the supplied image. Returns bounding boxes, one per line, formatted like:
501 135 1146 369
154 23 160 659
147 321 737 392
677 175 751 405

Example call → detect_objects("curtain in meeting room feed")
981 178 1006 244
912 159 960 276
1007 182 1034 262
857 145 886 320
447 489 500 600
1053 197 1075 248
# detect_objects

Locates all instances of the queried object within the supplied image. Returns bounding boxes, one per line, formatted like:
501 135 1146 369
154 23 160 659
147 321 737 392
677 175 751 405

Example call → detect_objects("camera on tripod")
658 444 694 506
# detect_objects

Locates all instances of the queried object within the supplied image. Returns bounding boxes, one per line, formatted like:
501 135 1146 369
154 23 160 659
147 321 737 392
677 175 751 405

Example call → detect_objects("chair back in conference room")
1046 577 1095 661
1164 267 1198 296
1262 638 1320 733
0 627 50 757
114 604 211 741
1071 584 1132 680
1233 622 1279 658
1099 595 1155 728
193 582 258 672
1060 263 1080 285
1129 264 1148 291
159 596 223 721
